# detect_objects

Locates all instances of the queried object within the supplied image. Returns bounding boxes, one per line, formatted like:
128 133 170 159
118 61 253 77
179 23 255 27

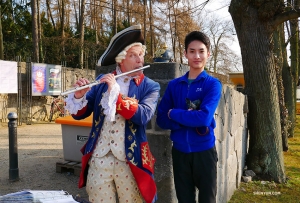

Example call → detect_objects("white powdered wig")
115 42 146 64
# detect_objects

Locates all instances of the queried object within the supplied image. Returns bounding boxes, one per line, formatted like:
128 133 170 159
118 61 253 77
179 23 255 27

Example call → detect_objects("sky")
204 0 242 57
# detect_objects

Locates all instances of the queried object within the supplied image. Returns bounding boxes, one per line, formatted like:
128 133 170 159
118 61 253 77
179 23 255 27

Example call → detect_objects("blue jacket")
72 73 160 203
156 70 222 153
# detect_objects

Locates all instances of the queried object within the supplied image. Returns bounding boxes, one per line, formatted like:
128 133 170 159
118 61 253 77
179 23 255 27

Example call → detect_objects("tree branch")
273 9 300 28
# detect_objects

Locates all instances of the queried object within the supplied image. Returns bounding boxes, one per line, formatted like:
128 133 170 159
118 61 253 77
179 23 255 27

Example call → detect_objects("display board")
32 63 62 96
0 60 18 94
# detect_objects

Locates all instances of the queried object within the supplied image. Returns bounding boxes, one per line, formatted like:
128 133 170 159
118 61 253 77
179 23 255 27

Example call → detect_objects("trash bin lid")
55 114 93 127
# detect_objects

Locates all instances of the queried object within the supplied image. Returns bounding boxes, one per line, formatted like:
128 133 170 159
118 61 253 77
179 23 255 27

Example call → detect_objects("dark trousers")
172 146 218 203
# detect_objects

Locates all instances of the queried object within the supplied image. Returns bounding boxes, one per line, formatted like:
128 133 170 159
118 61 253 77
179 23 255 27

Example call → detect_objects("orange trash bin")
56 114 93 162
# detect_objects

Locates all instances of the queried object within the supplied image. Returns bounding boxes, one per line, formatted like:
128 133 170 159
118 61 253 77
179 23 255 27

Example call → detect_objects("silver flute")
60 65 150 96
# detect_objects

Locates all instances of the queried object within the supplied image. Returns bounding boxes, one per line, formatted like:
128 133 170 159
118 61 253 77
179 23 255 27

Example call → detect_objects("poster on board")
0 60 18 94
32 63 47 95
32 63 62 96
48 64 62 95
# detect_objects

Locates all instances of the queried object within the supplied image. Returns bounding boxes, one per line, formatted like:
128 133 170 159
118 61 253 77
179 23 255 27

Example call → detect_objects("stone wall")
214 86 248 203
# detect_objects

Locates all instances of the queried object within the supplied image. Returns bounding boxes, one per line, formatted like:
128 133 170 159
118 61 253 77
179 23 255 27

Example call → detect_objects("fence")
0 58 95 125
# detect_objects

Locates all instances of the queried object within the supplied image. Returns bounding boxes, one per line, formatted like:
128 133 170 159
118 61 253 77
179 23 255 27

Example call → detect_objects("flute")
60 65 150 96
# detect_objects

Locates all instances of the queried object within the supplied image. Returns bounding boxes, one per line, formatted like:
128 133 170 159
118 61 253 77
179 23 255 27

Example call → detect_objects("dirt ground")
0 122 89 200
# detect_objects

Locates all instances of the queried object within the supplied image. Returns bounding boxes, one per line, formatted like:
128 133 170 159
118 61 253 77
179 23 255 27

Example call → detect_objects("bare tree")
32 0 39 62
164 0 208 63
37 0 44 62
112 0 117 35
79 0 86 68
0 5 4 60
60 0 66 60
46 0 56 31
202 14 241 74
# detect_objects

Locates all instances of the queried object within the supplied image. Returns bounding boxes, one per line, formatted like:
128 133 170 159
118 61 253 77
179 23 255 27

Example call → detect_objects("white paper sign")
0 60 18 93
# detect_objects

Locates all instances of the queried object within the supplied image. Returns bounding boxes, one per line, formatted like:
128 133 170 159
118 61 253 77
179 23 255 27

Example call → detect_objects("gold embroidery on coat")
142 144 154 169
124 99 136 110
100 108 104 116
95 117 101 126
117 103 122 111
129 122 136 135
128 140 137 152
129 157 137 166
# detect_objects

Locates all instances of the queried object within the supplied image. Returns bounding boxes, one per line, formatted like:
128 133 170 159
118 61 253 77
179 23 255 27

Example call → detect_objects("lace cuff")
100 83 120 121
65 92 88 114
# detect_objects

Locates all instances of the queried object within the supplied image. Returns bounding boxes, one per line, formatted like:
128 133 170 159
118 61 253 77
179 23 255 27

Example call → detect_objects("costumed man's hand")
99 73 116 92
74 78 90 99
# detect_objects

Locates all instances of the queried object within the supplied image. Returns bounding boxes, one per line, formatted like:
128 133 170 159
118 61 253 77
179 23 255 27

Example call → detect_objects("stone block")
242 176 252 183
143 63 189 79
147 132 174 202
155 80 170 97
245 170 256 177
225 153 238 200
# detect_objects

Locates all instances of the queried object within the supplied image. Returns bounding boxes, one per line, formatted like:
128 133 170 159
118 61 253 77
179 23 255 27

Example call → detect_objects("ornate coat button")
127 152 133 158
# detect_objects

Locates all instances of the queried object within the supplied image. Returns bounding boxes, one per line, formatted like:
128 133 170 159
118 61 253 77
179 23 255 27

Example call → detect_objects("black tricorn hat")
97 24 144 66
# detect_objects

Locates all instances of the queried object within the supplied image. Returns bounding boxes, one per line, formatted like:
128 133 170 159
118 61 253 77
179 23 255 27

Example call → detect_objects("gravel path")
0 122 88 200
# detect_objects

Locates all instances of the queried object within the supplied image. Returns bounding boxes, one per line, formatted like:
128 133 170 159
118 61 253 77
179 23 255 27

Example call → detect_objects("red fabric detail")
116 94 138 119
80 143 87 155
133 73 144 86
72 105 88 117
140 142 155 174
78 144 92 188
195 126 209 135
128 162 157 203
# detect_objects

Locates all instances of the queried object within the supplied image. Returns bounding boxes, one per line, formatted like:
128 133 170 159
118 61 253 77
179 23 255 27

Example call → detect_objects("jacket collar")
133 74 144 86
180 70 208 82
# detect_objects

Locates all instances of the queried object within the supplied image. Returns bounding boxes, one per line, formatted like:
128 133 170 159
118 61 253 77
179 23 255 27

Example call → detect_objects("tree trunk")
79 0 86 69
273 24 289 151
74 0 79 31
167 0 175 62
229 1 286 183
149 0 153 57
126 0 130 25
92 0 98 44
143 0 147 42
61 0 66 60
287 1 299 138
0 6 4 60
31 0 39 62
37 0 44 62
46 0 56 31
281 34 294 141
113 0 117 35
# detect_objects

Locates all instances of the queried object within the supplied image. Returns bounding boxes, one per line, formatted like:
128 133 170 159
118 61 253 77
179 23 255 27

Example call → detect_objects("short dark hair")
184 31 210 52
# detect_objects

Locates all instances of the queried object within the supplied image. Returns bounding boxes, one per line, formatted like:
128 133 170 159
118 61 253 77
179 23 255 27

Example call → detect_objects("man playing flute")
65 24 160 203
